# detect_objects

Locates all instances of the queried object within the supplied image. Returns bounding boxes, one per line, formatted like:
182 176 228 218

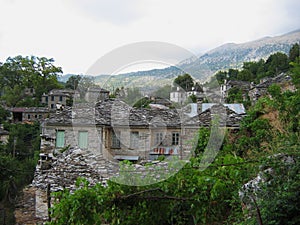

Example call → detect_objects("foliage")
49 152 251 225
65 75 82 90
0 123 40 203
120 87 143 106
173 73 194 91
0 105 9 124
288 43 299 63
0 56 63 107
226 87 244 103
133 97 152 108
77 76 97 99
213 46 298 85
5 122 41 160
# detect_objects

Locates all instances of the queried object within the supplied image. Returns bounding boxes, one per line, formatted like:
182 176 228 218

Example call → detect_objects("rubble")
32 147 118 192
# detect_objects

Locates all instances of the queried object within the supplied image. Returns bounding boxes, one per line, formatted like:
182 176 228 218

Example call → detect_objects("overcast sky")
0 0 299 75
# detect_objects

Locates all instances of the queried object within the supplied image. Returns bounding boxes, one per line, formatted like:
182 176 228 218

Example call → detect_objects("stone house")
41 89 78 110
220 80 251 100
40 99 246 163
9 107 49 123
41 99 194 162
23 107 49 122
248 73 294 102
170 86 187 104
170 86 204 104
84 87 110 103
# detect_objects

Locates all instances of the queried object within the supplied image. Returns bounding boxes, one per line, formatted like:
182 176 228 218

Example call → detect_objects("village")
0 69 294 223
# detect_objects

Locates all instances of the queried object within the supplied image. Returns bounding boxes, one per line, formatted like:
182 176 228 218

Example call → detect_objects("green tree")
0 56 62 106
215 70 228 84
289 43 300 63
65 75 82 90
265 52 289 77
0 105 9 124
226 87 244 103
174 74 194 91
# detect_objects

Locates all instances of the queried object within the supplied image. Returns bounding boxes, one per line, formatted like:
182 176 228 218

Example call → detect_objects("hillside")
182 29 300 81
59 29 300 91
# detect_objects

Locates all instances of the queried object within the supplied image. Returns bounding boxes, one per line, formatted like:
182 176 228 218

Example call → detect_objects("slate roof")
46 99 182 127
45 99 246 128
202 103 246 114
24 107 49 113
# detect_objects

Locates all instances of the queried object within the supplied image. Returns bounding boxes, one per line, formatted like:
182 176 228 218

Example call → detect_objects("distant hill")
59 29 300 92
182 29 300 81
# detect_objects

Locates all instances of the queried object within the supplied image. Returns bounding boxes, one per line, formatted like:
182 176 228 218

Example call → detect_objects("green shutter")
78 131 88 149
56 131 65 148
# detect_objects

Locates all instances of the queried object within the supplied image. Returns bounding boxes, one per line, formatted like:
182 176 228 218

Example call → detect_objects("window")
111 130 121 148
59 96 63 101
172 132 180 145
45 96 48 102
56 130 65 148
155 132 163 145
130 131 139 149
51 104 54 109
27 114 31 119
78 131 88 149
51 96 55 101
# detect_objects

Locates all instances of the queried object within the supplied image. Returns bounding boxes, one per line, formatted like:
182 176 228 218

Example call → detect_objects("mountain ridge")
59 28 300 91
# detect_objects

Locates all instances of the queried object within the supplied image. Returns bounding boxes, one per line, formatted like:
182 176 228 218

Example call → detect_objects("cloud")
69 0 143 26
0 0 299 74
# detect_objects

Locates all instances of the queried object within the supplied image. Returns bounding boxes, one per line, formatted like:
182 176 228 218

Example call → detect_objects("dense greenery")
0 56 63 107
0 123 40 224
214 48 296 85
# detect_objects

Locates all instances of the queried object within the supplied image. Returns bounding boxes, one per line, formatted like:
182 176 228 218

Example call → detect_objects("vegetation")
0 123 40 224
0 56 63 107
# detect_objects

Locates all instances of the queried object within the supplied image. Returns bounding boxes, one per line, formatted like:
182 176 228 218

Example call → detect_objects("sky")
0 0 299 75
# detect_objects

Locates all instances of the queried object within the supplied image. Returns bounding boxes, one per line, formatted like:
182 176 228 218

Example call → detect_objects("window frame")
155 132 163 145
111 130 121 149
172 132 180 145
130 131 139 149
78 131 88 149
56 130 65 148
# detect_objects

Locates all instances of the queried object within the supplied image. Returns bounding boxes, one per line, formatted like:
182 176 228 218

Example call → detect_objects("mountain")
187 29 300 80
59 29 300 92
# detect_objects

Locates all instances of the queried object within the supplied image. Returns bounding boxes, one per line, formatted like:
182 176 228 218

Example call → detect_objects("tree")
289 43 300 63
77 76 97 99
0 56 62 106
265 52 289 77
226 87 244 103
174 74 194 91
65 75 82 90
237 69 253 81
0 105 9 124
228 68 239 80
215 71 228 84
121 87 143 105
